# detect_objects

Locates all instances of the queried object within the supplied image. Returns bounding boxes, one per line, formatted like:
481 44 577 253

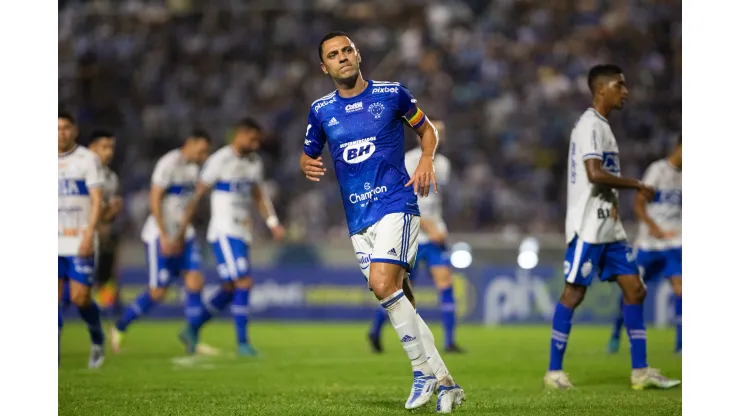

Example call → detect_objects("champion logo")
400 335 416 342
387 248 398 257
328 117 339 126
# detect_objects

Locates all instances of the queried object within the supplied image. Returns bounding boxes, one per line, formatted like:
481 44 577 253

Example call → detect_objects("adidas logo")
401 335 416 342
387 248 397 257
328 117 339 126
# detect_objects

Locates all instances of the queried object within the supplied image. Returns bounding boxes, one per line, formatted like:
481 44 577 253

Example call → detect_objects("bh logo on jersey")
343 141 376 164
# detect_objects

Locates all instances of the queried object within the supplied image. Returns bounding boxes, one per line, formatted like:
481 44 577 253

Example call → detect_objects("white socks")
381 289 428 367
416 312 453 384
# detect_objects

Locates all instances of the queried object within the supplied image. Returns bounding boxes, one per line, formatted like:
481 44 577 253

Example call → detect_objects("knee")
220 282 235 293
432 269 453 290
71 290 91 308
234 277 253 290
184 272 204 292
149 287 168 302
559 284 586 309
624 284 647 304
370 269 402 300
671 277 682 297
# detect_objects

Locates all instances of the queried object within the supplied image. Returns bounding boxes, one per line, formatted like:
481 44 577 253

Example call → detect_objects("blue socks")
77 302 104 346
185 290 203 330
623 303 648 369
675 296 682 352
232 288 250 345
610 295 625 341
440 287 456 348
61 282 71 311
116 291 155 332
548 302 573 371
191 288 233 331
369 306 387 339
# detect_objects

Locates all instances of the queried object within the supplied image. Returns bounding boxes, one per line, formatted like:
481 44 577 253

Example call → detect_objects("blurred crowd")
58 0 681 242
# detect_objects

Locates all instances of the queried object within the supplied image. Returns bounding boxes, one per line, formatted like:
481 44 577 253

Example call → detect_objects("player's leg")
608 294 625 353
58 258 65 365
666 247 682 354
607 242 680 389
67 256 105 369
427 243 461 353
61 280 71 311
609 249 657 354
112 239 173 352
544 236 596 389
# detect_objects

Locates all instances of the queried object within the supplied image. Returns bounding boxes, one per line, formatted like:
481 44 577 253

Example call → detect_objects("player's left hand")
108 196 123 216
270 224 285 241
406 155 437 197
78 230 94 257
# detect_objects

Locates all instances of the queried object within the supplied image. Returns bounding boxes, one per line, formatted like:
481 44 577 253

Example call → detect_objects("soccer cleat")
444 344 466 354
544 370 574 389
196 343 222 356
88 344 105 369
607 338 620 354
435 384 465 413
631 368 681 390
237 343 259 357
110 327 124 353
368 333 383 353
405 371 438 410
178 326 199 356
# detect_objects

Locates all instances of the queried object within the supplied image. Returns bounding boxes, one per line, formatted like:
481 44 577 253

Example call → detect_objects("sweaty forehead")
323 36 354 55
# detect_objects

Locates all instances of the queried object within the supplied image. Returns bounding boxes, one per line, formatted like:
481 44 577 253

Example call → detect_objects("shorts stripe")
400 214 408 262
218 235 238 278
566 238 585 283
404 214 412 263
147 241 158 288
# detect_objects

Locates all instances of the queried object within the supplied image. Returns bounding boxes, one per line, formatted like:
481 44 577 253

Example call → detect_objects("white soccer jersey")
141 149 200 242
404 147 450 244
636 159 682 251
58 146 104 255
565 108 628 244
200 146 264 243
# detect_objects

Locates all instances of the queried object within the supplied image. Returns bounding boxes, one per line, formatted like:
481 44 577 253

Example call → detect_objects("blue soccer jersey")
304 80 423 235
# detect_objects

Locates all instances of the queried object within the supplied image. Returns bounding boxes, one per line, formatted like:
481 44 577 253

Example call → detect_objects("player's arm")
174 156 218 242
102 174 122 223
399 87 438 197
80 158 105 257
418 157 449 242
633 165 673 239
301 110 327 181
149 160 174 237
251 183 284 241
420 217 445 243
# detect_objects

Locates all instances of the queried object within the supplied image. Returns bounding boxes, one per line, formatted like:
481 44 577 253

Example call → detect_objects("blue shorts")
636 247 682 281
410 242 451 282
564 236 639 286
210 236 251 280
58 256 95 286
146 238 201 288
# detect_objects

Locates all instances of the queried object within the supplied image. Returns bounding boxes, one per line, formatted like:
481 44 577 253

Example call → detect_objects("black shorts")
94 237 119 285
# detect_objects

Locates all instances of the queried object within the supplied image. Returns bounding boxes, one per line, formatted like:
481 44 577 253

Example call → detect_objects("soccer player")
608 136 682 354
110 129 211 353
368 118 464 354
58 111 106 368
543 64 680 390
177 118 285 356
300 32 464 413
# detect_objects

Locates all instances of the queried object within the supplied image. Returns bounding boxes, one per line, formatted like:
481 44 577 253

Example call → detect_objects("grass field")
59 322 682 415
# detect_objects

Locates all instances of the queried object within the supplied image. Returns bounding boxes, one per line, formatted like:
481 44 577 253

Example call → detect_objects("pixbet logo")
371 86 398 94
314 97 336 113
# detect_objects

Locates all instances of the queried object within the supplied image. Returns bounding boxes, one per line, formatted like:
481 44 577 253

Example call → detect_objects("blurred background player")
368 117 464 354
178 118 285 356
544 65 680 390
58 111 106 368
300 32 464 413
111 130 211 354
609 136 682 354
88 130 124 312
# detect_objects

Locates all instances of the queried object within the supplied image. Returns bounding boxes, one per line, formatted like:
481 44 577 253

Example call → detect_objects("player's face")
58 118 77 150
320 36 361 81
233 128 261 154
187 138 211 165
605 74 629 110
91 137 116 166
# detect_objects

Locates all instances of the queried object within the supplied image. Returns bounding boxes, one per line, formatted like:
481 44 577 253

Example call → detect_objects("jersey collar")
588 108 609 124
58 145 78 158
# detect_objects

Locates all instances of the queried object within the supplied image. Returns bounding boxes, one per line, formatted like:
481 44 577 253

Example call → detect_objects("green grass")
59 322 682 415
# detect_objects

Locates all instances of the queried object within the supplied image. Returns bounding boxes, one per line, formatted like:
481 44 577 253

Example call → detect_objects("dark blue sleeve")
397 85 427 129
303 110 326 158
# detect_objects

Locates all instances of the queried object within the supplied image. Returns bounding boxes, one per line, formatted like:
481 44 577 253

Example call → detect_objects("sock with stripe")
623 303 648 369
191 288 233 331
232 288 250 345
610 295 624 341
185 290 203 330
439 286 456 349
369 306 387 339
381 289 430 372
115 291 155 332
77 301 104 346
674 296 682 352
548 302 573 371
415 312 453 384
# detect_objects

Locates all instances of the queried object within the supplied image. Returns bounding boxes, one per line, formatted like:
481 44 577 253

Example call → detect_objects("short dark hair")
188 128 211 143
89 129 115 145
59 110 76 124
235 118 262 132
318 31 353 62
587 64 623 93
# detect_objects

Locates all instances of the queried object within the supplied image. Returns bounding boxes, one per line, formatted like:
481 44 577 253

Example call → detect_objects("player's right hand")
301 155 327 182
78 231 94 258
637 183 656 201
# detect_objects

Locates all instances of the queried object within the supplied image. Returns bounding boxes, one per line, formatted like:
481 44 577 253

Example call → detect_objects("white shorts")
351 212 420 282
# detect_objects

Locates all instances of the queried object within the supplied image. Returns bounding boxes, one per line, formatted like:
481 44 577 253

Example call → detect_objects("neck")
231 143 245 157
179 147 190 163
667 153 681 170
335 73 367 98
591 100 611 119
58 143 76 155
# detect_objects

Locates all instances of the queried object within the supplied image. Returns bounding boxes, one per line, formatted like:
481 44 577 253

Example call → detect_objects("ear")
357 49 362 64
320 61 328 75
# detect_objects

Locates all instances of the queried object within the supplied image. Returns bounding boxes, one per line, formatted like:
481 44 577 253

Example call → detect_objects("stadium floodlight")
449 242 473 269
517 236 539 270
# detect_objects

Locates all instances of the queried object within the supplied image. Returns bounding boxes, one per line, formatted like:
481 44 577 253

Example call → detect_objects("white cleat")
196 343 222 356
435 384 465 413
110 327 124 353
88 344 105 369
405 371 438 410
544 370 574 389
631 368 681 390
